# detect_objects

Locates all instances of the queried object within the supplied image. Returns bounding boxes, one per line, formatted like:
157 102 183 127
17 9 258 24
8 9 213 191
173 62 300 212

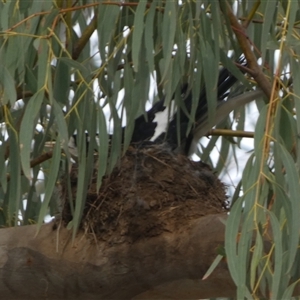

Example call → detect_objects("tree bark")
0 213 235 299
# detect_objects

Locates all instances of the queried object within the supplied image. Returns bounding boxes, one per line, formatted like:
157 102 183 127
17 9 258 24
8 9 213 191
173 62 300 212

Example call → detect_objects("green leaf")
36 39 49 89
53 58 70 105
237 216 254 293
0 64 17 106
7 129 21 226
19 91 44 180
52 100 70 159
281 281 298 300
72 141 88 240
58 57 89 78
199 42 218 127
215 133 230 174
268 211 282 299
161 0 176 81
37 139 61 229
132 0 147 72
202 254 223 280
225 196 243 286
286 1 297 43
260 0 277 63
96 107 109 190
97 5 120 62
0 142 7 193
144 2 156 73
250 232 263 290
277 143 300 271
107 104 122 174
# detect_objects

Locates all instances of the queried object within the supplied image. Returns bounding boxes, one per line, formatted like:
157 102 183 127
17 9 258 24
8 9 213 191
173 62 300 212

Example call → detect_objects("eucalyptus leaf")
19 91 44 180
132 0 147 72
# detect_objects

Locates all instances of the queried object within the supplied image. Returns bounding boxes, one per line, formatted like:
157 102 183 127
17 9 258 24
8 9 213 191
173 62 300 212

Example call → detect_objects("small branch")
207 129 254 139
30 151 54 168
242 0 261 28
238 17 300 30
193 90 263 141
6 151 54 183
72 15 97 60
16 89 33 100
188 90 263 155
220 1 272 100
5 2 145 33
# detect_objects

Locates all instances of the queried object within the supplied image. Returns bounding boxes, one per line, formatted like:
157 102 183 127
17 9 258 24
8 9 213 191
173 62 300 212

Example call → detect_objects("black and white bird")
69 57 263 158
129 57 262 154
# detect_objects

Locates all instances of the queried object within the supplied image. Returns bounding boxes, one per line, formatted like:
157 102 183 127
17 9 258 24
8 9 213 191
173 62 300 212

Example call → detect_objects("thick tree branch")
0 214 236 299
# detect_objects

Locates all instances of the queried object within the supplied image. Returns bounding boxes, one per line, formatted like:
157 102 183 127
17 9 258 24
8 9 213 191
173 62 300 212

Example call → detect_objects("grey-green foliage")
0 0 300 298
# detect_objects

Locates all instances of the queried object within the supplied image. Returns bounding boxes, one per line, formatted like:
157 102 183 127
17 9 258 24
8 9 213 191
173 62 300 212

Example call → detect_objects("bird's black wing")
134 58 247 154
71 57 249 156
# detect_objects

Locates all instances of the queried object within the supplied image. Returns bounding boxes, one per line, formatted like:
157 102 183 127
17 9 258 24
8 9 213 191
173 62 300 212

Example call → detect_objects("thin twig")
208 129 254 139
220 1 272 100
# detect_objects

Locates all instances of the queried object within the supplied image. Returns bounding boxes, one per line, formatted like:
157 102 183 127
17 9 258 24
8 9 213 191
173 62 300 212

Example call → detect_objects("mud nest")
61 145 227 244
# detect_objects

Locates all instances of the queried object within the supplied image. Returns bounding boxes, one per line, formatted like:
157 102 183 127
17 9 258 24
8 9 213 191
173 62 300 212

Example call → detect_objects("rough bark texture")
0 214 235 299
0 146 237 299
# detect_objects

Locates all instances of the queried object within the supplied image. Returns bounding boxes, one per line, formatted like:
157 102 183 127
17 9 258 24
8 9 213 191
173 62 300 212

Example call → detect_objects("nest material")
61 145 227 244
